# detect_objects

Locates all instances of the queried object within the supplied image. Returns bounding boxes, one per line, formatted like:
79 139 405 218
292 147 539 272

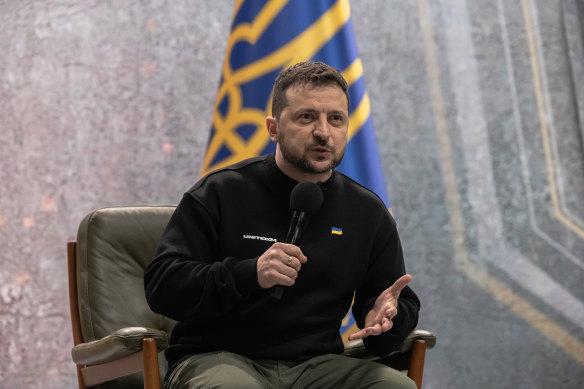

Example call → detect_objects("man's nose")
313 116 330 140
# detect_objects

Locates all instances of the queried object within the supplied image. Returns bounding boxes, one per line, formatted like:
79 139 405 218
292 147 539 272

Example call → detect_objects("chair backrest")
75 205 176 345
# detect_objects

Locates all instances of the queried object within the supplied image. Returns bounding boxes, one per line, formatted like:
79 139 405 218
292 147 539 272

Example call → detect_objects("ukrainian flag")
203 0 389 340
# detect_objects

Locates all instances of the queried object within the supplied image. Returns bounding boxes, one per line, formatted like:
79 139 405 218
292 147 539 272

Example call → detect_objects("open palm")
348 274 412 341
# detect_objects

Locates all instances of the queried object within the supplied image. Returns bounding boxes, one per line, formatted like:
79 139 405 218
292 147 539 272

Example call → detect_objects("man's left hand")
348 274 412 341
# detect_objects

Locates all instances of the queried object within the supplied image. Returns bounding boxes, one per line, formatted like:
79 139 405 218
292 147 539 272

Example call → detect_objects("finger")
272 272 296 287
281 244 307 263
258 267 295 289
348 327 372 341
389 274 412 296
283 255 302 271
278 261 299 280
270 262 298 286
348 329 368 341
381 317 393 332
384 303 398 316
348 325 382 341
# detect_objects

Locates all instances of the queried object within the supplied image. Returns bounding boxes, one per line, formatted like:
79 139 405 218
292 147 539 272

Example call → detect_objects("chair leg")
407 339 427 389
143 338 162 389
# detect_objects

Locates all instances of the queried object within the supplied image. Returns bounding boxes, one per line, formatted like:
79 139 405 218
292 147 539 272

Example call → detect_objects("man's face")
267 83 349 182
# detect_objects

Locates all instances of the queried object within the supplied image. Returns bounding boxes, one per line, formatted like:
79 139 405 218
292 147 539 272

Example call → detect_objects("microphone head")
290 181 324 214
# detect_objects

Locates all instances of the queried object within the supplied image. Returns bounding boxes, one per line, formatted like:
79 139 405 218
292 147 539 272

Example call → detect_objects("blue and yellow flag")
203 0 389 339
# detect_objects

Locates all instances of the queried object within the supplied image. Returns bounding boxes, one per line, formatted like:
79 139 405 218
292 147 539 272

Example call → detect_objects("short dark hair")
270 61 350 119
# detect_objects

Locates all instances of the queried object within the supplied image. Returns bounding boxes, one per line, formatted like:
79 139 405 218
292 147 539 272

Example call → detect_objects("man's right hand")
257 242 307 288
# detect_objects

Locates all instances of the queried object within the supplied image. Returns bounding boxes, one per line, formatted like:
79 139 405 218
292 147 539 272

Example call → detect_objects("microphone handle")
271 211 310 299
286 211 309 244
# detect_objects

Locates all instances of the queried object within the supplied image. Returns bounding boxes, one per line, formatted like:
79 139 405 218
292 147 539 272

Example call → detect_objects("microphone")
272 181 324 299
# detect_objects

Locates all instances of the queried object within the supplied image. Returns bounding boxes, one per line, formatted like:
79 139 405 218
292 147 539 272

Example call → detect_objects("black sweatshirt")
144 154 420 373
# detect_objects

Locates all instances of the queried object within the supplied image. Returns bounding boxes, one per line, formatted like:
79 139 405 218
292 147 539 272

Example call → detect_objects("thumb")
389 274 412 297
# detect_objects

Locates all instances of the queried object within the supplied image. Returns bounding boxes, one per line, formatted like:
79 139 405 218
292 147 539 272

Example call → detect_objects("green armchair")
68 206 435 389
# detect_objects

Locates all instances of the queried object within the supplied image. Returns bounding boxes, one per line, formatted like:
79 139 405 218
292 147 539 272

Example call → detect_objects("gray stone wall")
1 0 582 387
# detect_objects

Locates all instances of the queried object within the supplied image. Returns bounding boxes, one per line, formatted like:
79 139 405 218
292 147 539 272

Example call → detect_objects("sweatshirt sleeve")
352 217 420 356
144 192 261 323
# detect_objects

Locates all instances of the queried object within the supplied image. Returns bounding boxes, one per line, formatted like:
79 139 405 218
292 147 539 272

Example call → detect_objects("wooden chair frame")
68 241 162 389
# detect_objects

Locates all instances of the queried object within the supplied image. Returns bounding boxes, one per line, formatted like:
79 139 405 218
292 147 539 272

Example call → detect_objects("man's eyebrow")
292 108 348 117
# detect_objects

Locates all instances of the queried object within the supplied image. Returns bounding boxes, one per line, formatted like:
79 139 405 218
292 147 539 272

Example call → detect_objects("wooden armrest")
343 329 437 360
71 327 168 365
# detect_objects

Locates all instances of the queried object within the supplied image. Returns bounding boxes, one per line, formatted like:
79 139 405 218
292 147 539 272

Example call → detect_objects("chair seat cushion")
71 327 169 365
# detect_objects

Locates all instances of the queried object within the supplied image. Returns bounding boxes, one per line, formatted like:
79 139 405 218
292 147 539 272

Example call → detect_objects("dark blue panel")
217 93 229 118
231 0 271 27
210 142 233 167
260 140 277 156
337 117 389 206
235 124 258 141
238 68 282 110
230 0 336 70
347 76 366 115
311 19 359 71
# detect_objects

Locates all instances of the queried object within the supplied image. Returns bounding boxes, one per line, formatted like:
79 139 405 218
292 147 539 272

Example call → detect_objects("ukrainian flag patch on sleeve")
331 227 343 236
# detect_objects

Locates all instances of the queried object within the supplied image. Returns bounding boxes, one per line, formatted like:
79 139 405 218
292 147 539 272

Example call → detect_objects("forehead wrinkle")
285 84 348 110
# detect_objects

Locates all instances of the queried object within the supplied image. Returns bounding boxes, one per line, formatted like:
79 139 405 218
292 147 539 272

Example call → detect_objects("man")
145 61 420 388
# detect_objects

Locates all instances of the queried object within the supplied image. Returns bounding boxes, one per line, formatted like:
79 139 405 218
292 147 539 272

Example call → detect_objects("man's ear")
266 117 278 142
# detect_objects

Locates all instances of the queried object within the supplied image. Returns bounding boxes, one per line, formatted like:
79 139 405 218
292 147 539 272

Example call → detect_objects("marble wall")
1 0 583 387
